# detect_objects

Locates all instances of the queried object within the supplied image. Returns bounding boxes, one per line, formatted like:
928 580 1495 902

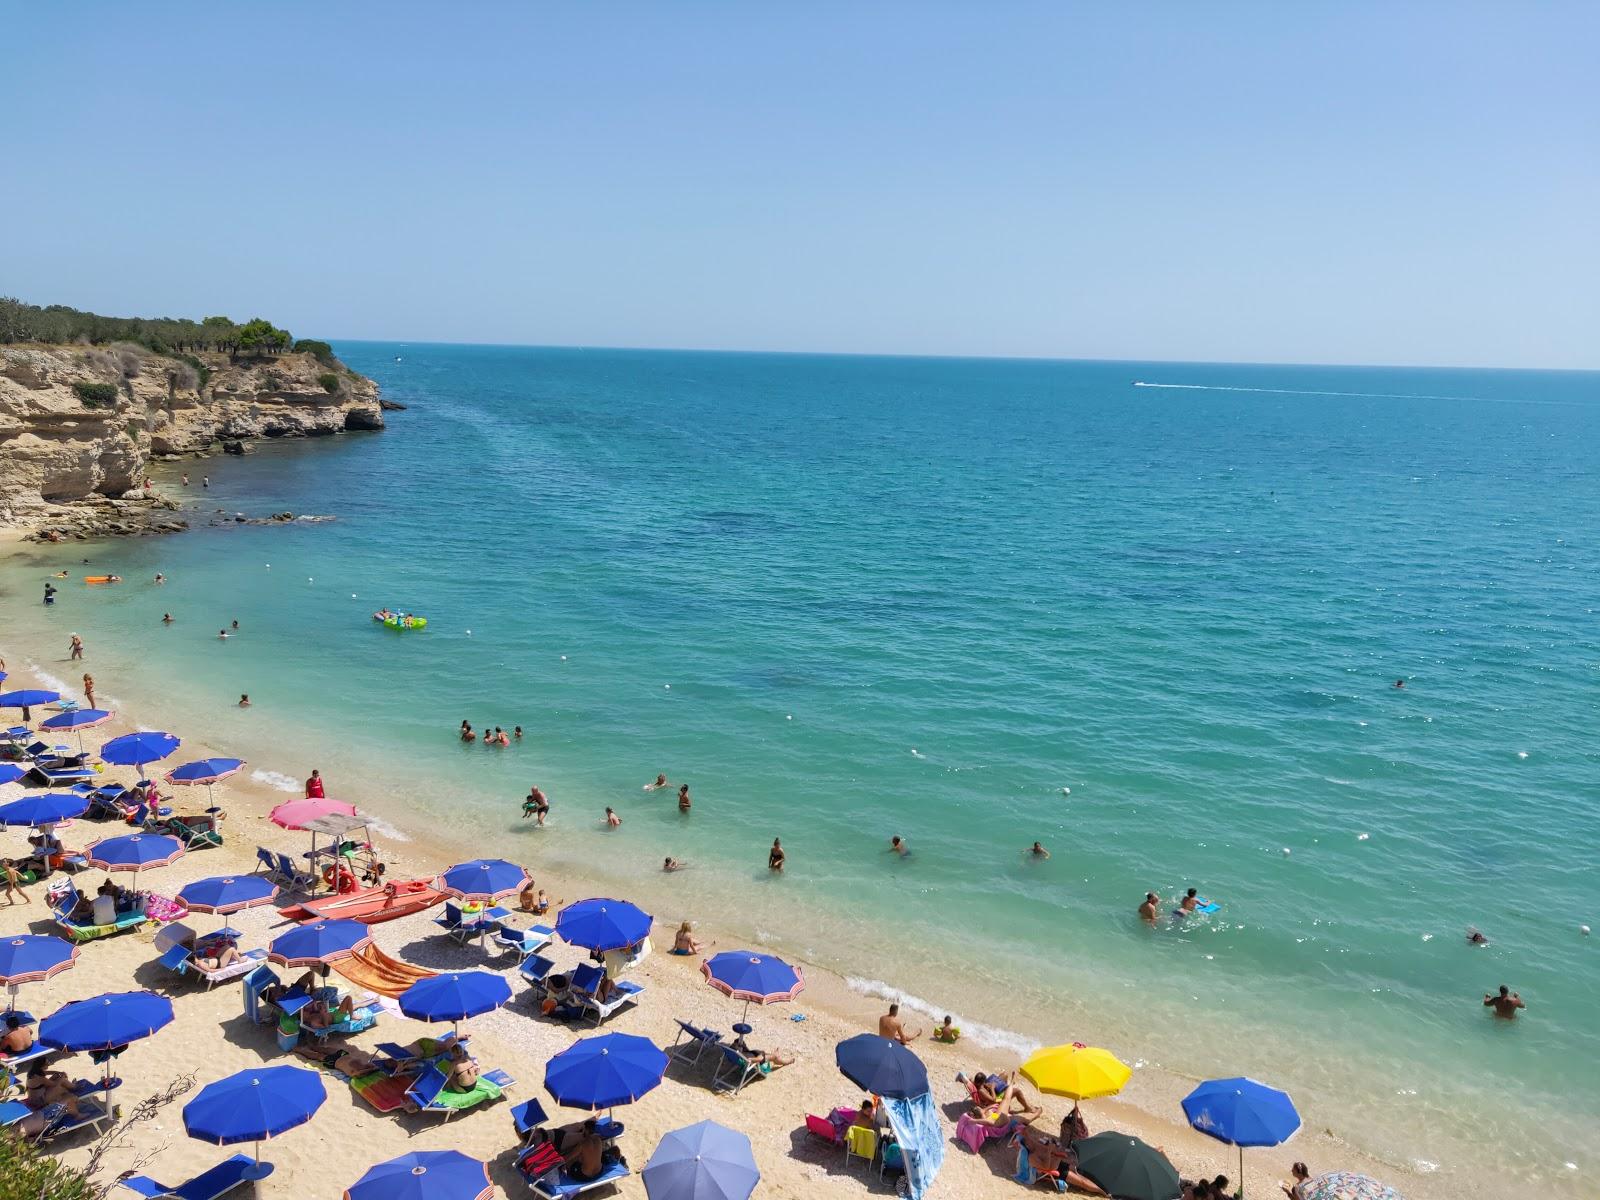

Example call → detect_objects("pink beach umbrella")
269 798 358 832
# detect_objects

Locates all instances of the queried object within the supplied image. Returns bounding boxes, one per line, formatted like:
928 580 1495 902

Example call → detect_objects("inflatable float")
372 611 427 630
83 575 123 584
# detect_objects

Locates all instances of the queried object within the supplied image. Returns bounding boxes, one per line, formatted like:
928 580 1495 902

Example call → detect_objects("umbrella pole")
1239 1143 1245 1199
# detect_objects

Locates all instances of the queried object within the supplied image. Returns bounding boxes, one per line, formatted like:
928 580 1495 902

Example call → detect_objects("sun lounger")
31 1096 113 1142
162 814 223 850
24 762 99 787
0 1099 30 1128
0 1043 54 1071
433 902 509 945
254 847 279 877
154 924 265 988
510 1097 550 1144
402 1062 512 1119
117 1153 275 1199
668 1020 723 1066
570 963 642 1025
805 1113 843 1146
519 954 556 992
526 1160 630 1199
711 1045 765 1094
490 922 554 959
50 884 152 944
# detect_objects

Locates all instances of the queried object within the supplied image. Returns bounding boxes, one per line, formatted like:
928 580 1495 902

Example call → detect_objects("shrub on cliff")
72 381 119 407
295 338 336 365
0 1130 93 1200
318 372 341 394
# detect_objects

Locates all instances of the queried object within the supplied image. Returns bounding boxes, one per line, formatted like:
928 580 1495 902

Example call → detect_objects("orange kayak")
279 879 445 924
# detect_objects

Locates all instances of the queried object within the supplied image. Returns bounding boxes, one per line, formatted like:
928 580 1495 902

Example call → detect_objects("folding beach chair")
117 1154 275 1199
668 1020 723 1066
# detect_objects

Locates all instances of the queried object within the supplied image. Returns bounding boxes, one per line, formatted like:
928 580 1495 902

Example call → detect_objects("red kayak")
280 879 445 925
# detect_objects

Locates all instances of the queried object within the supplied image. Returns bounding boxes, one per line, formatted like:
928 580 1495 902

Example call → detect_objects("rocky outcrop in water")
0 344 384 534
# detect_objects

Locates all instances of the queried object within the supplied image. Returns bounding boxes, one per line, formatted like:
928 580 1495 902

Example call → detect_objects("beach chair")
403 1062 514 1120
23 761 99 787
117 1154 274 1199
518 953 556 993
510 1096 550 1145
880 1140 906 1181
0 1043 53 1072
254 847 280 878
490 921 554 960
711 1045 764 1095
570 963 642 1025
520 1155 630 1200
843 1124 877 1170
805 1113 843 1146
31 1096 113 1142
1013 1142 1067 1191
433 902 502 945
273 852 316 890
668 1020 723 1067
154 924 265 989
163 814 223 850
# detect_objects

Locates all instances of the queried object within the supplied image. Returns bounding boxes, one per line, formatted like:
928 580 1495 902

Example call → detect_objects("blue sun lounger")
32 1096 113 1142
668 1020 723 1066
524 1158 631 1199
491 922 554 959
570 963 642 1025
118 1154 275 1199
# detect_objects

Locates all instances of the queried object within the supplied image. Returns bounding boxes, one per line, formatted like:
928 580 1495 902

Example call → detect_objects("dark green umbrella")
1074 1132 1181 1200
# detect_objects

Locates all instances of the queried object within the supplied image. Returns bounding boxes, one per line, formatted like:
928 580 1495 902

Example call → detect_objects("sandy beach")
0 650 1438 1199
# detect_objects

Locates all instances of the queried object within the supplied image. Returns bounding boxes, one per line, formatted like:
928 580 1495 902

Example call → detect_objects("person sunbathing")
195 942 241 971
672 921 703 954
590 974 619 1004
300 994 356 1030
1 1014 35 1056
1018 1125 1107 1194
731 1033 795 1072
443 1042 479 1092
17 1068 84 1137
294 1043 383 1076
853 1098 881 1129
995 1070 1044 1123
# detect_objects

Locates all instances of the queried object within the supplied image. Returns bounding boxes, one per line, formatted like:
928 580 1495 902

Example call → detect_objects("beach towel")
885 1092 946 1200
351 1070 412 1113
331 943 438 996
144 894 188 923
956 1109 1012 1153
426 1073 504 1110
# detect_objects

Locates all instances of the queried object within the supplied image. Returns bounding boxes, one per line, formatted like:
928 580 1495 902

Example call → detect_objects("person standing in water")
1028 841 1051 859
888 835 908 856
768 838 785 871
604 807 621 827
677 784 691 813
81 674 95 708
1139 892 1161 923
69 634 84 661
1484 985 1525 1018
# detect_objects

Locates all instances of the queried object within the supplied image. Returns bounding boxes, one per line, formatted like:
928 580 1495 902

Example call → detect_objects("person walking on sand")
604 806 621 827
677 784 691 813
1484 984 1525 1018
69 634 84 661
879 1002 921 1044
1139 892 1161 923
768 838 785 871
82 674 95 709
305 769 325 800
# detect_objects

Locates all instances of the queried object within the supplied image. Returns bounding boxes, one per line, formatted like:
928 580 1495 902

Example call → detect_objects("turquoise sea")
3 346 1597 1193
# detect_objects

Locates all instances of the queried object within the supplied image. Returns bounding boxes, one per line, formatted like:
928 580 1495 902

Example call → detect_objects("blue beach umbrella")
184 1065 326 1163
0 792 89 828
41 991 173 1050
643 1120 760 1200
344 1150 493 1200
0 689 61 713
545 1032 669 1111
165 757 245 807
1182 1076 1301 1196
268 919 372 969
99 730 181 768
835 1033 929 1099
86 833 185 872
702 950 805 1021
40 707 114 754
0 764 24 787
436 858 528 902
556 897 653 954
178 874 278 915
0 935 79 1011
398 971 511 1033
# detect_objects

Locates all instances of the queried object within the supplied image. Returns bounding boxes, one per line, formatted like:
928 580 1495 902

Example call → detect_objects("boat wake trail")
1131 381 1566 406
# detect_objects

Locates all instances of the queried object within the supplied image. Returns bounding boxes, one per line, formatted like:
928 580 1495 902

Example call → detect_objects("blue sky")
2 2 1595 368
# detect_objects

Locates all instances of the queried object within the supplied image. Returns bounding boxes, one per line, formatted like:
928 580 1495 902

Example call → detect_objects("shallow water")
3 346 1597 1194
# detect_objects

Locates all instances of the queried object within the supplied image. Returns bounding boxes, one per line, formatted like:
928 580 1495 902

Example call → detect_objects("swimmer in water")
1394 678 1405 689
218 629 228 640
1466 928 1489 946
238 694 250 708
1028 841 1051 859
154 573 165 584
1483 985 1525 1018
604 806 621 827
1139 892 1161 923
644 774 667 791
1179 887 1201 914
663 857 685 872
162 612 173 624
514 725 523 741
888 835 909 856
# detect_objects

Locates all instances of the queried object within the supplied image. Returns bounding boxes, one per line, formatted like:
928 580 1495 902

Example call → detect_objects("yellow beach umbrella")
1020 1043 1132 1100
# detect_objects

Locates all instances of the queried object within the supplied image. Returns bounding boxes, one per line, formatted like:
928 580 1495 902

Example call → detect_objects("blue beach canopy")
0 689 61 708
0 792 89 827
344 1150 493 1200
178 875 278 915
702 951 804 1005
398 971 511 1024
100 730 181 766
835 1033 929 1099
1182 1077 1301 1147
166 757 245 785
40 990 173 1051
184 1065 326 1151
86 833 185 871
40 708 113 731
436 858 528 902
545 1032 669 1110
556 897 653 953
0 935 79 987
268 919 372 968
642 1120 760 1200
0 764 23 787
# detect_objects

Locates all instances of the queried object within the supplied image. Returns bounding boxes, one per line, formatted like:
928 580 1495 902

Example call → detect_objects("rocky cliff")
0 343 383 534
